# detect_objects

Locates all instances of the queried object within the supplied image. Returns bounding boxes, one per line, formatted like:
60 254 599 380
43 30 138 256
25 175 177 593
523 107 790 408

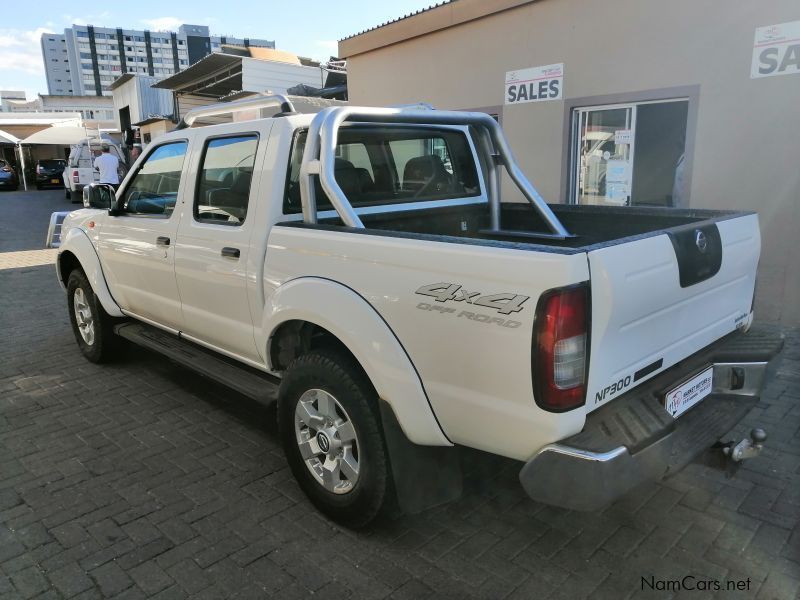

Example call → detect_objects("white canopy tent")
22 127 101 146
0 129 21 145
14 126 106 191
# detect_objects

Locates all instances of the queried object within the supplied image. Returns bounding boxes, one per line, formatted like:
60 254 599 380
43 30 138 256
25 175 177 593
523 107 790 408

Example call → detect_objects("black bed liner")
277 203 752 254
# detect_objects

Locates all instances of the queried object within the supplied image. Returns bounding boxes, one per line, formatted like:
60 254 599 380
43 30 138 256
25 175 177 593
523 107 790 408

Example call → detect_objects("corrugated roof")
152 53 243 90
339 1 454 41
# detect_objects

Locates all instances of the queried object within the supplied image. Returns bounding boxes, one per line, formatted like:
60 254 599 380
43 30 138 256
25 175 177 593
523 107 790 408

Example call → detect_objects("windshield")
284 125 481 214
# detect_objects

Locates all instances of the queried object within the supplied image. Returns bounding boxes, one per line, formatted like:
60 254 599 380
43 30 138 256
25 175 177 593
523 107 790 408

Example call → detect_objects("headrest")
404 154 446 181
335 158 355 171
231 170 252 194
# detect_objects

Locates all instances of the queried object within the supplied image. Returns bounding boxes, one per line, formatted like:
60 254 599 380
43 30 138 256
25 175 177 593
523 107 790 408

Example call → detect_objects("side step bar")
115 322 279 403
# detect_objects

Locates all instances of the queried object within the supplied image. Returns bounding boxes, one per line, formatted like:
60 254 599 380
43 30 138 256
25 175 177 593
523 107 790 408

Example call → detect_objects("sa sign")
505 63 563 105
751 20 800 79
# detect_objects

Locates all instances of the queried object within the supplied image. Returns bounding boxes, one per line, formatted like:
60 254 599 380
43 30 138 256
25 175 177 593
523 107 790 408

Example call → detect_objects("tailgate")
586 213 759 412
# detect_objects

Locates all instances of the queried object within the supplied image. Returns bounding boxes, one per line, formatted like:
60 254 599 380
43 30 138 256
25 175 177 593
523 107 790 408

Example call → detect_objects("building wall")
241 58 325 94
343 0 800 325
40 34 73 95
111 76 173 130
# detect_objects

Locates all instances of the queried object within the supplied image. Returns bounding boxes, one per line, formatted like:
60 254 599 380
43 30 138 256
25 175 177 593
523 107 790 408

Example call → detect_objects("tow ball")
722 428 767 462
711 428 767 477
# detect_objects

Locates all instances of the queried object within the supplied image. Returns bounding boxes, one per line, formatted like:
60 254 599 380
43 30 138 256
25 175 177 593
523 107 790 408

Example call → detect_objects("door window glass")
571 100 688 207
121 141 187 217
195 135 258 225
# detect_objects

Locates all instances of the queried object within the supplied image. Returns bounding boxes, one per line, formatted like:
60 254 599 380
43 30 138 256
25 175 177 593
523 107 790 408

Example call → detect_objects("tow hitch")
722 428 767 462
702 428 767 477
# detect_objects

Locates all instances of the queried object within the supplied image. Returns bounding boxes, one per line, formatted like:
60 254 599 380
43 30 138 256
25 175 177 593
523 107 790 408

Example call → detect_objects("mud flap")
379 400 462 515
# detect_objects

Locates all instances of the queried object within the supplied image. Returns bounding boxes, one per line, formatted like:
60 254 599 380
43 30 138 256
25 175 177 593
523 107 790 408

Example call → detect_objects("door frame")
569 102 639 206
560 85 700 206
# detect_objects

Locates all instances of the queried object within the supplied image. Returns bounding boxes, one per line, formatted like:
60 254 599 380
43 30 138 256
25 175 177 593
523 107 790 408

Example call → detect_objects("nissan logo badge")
316 431 330 453
694 230 708 253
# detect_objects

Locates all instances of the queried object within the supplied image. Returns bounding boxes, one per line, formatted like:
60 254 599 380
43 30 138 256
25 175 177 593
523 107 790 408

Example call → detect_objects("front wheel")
278 349 390 528
67 270 122 363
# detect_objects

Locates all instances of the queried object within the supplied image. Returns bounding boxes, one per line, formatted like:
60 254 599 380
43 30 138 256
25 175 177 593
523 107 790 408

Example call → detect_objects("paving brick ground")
1 189 798 599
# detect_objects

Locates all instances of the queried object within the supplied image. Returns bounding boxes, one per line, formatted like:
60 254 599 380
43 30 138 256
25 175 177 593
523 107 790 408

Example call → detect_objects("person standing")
94 144 120 189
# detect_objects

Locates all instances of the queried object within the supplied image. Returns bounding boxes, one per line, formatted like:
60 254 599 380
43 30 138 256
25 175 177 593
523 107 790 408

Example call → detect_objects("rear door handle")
156 236 170 246
221 247 240 259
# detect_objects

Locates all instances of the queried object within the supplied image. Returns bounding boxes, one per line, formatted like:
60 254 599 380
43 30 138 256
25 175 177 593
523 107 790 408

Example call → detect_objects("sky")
2 1 441 99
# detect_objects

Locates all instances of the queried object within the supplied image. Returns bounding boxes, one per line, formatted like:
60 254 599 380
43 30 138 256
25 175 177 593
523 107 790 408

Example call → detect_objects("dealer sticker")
664 366 713 418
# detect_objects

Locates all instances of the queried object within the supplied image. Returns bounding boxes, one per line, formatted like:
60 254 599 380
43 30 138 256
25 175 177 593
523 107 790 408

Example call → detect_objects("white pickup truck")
56 95 783 527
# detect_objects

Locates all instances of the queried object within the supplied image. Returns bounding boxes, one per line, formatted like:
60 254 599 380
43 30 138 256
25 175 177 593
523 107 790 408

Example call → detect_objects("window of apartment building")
77 31 88 38
568 99 690 207
124 35 132 41
134 36 144 42
48 37 55 41
179 59 188 65
51 58 59 62
49 48 56 52
178 40 185 45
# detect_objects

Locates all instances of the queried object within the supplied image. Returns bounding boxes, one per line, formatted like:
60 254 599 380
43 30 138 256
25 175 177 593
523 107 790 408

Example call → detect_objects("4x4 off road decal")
415 283 529 314
415 283 528 329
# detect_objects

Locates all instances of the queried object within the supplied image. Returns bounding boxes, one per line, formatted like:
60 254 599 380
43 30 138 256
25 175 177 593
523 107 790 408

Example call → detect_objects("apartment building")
42 23 275 97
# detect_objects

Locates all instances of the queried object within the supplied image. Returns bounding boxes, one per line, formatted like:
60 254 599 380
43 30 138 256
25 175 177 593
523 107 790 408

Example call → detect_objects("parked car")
64 137 126 201
56 96 783 527
0 160 19 191
35 158 67 190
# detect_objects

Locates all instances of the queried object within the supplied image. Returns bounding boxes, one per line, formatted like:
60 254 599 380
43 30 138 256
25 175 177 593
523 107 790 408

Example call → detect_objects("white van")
64 137 127 201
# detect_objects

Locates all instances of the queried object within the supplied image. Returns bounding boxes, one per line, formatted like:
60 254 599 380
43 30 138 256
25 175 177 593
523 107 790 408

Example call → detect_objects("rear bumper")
519 327 784 511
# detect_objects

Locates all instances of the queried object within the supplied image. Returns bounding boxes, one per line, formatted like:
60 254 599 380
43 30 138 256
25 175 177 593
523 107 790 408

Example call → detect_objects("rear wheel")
65 188 71 200
67 270 123 363
278 349 390 528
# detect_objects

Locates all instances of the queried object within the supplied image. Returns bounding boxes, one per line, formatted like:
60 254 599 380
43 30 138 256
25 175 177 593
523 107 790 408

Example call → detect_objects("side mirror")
83 183 116 210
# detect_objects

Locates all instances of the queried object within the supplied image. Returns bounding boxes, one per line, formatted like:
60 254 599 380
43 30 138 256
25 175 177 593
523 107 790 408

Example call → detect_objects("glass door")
571 104 636 205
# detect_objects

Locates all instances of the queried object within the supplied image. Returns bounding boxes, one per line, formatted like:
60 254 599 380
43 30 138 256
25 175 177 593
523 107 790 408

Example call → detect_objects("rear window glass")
284 126 481 214
38 159 66 168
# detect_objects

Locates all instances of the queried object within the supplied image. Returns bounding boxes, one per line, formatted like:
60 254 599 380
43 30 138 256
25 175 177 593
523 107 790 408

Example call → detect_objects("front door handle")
156 236 170 247
221 246 240 259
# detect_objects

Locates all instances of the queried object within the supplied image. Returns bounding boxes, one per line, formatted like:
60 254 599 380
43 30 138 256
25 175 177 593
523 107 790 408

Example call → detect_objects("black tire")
66 269 122 363
278 349 390 528
65 188 71 200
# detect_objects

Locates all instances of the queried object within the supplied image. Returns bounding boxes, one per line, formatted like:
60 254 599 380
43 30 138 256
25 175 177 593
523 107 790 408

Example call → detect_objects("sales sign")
505 63 564 105
751 20 800 79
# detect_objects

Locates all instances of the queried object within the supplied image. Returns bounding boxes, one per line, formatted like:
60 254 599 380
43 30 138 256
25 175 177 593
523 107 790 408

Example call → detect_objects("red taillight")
533 283 590 412
72 170 80 183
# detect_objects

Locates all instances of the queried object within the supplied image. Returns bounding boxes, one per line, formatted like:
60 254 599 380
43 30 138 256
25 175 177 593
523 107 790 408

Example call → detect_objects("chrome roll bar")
176 93 295 129
299 106 569 237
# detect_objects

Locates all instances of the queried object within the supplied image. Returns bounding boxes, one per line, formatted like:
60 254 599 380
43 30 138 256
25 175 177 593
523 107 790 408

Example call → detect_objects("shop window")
569 100 689 207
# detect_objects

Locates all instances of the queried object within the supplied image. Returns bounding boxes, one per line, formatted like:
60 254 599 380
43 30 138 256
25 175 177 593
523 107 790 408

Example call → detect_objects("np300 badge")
415 283 529 314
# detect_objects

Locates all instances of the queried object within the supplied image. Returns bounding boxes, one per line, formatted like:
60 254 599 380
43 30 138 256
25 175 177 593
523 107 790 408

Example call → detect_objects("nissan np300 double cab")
56 95 783 527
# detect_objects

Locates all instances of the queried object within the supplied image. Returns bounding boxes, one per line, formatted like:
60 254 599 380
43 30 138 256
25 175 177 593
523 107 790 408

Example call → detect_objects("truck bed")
303 203 747 252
